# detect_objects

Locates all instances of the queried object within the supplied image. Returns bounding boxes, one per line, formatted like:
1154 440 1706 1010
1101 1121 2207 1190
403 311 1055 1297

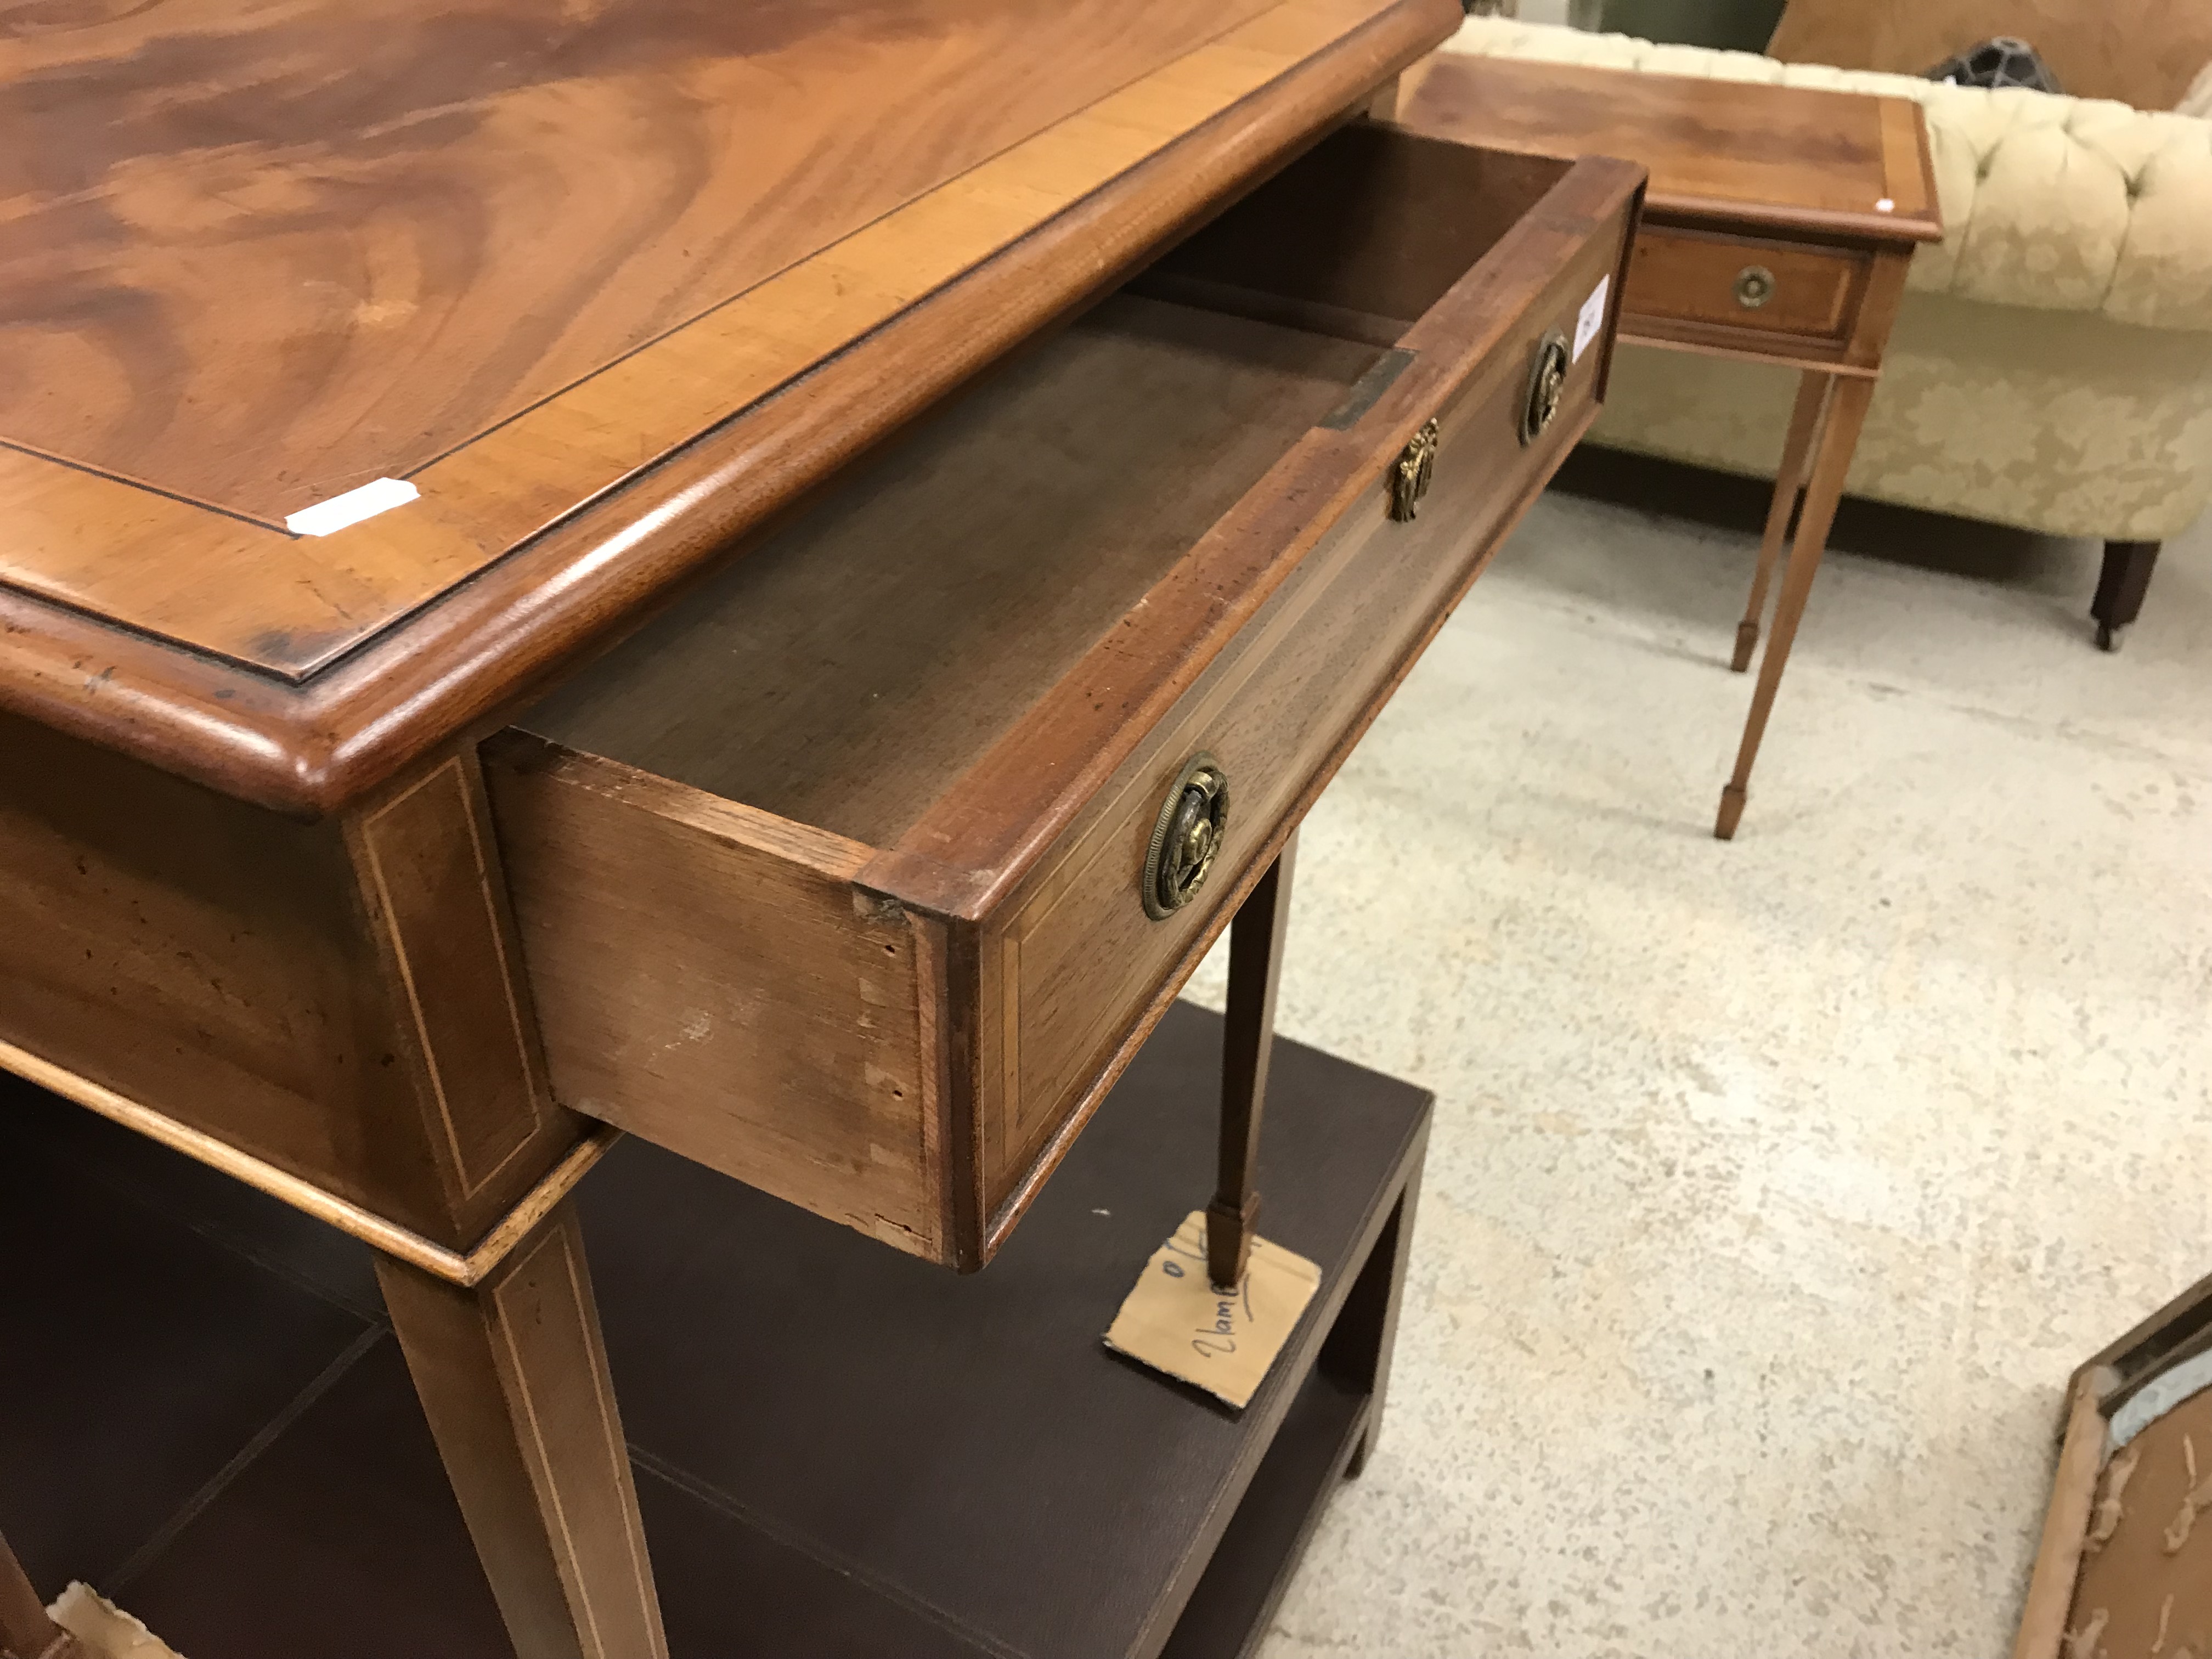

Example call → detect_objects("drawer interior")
516 123 1576 856
520 295 1381 848
1139 123 1577 345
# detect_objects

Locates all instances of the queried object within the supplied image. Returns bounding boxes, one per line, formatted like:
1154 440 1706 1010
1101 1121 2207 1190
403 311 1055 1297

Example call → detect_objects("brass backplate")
1520 331 1570 447
1389 418 1440 523
1142 753 1229 921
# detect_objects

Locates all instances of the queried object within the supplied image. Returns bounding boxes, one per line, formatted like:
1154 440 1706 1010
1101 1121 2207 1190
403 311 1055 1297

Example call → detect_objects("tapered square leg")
377 1199 666 1659
1716 373 1874 841
1734 370 1831 673
1207 833 1297 1293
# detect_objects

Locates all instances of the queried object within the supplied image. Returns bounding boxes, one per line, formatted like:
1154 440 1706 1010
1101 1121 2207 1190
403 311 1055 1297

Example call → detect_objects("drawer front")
981 205 1632 1228
1624 227 1867 346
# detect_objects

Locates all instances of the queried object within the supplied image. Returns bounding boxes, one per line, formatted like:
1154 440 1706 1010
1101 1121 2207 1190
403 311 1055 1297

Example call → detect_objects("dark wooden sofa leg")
2092 540 2160 652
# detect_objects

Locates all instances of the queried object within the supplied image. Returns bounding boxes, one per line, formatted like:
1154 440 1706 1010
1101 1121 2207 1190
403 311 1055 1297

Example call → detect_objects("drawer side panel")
483 735 941 1261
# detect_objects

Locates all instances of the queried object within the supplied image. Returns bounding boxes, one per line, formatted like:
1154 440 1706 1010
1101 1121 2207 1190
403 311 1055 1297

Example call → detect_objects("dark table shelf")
2 1002 1430 1658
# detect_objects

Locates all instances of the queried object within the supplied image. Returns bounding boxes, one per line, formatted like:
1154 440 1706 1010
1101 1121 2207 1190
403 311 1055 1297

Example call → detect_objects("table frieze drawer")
482 125 1641 1270
1624 223 1870 349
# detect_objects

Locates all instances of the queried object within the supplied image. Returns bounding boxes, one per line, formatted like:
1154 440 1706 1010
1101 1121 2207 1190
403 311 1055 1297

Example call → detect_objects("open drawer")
482 122 1643 1269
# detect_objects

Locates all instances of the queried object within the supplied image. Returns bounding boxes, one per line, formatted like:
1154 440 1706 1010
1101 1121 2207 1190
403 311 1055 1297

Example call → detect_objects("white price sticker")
285 476 419 537
1572 274 1611 364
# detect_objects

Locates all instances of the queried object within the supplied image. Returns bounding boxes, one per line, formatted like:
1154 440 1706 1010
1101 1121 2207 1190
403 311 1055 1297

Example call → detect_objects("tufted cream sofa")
1438 17 2212 647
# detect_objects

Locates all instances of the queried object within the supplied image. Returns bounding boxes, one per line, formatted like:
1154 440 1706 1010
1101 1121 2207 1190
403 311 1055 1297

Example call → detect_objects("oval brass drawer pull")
1734 265 1776 309
1520 331 1570 447
1142 753 1229 920
1389 418 1440 522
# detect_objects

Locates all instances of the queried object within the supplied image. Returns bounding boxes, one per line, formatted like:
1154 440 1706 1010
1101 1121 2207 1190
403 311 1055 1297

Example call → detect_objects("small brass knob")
1520 331 1570 447
1734 265 1776 309
1142 754 1229 920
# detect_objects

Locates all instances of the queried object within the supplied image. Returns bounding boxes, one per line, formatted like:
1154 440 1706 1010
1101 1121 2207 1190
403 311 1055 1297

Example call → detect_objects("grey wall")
1599 0 1787 51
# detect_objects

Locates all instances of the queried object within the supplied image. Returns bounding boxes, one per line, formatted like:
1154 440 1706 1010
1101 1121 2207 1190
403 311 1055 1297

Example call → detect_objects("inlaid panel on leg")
344 752 574 1233
0 721 584 1251
377 1199 665 1659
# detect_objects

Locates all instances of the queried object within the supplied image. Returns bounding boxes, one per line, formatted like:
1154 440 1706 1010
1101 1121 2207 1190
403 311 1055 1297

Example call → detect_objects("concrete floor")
1185 453 2212 1659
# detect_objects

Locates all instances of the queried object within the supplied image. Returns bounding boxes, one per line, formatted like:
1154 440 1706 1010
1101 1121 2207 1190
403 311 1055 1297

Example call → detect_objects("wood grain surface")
482 732 947 1262
1398 53 1941 246
2 0 1281 526
0 0 1459 822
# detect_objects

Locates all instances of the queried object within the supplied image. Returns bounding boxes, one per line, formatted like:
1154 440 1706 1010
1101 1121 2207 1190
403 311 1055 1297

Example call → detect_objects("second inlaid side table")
1398 53 1942 839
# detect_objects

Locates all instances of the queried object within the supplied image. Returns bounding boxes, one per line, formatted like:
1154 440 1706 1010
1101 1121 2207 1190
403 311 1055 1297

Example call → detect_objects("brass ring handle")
1141 753 1229 921
1734 265 1776 309
1519 331 1570 447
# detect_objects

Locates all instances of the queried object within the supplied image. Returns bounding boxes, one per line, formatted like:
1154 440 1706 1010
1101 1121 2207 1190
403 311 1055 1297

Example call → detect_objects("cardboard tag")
1103 1211 1321 1410
1572 274 1610 363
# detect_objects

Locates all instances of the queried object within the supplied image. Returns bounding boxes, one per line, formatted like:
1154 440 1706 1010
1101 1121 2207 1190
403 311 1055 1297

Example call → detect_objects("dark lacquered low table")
0 1003 1430 1659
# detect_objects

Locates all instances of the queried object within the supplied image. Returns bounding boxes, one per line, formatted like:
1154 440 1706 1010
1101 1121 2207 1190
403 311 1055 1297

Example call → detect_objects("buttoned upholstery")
1440 18 2212 543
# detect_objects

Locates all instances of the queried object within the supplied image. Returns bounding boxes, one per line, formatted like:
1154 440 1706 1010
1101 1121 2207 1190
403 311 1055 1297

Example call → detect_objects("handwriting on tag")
1103 1211 1321 1410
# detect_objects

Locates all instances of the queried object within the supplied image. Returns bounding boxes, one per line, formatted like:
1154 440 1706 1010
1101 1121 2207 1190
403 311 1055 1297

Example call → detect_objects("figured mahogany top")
0 0 1456 810
11 0 1286 530
1398 53 1942 247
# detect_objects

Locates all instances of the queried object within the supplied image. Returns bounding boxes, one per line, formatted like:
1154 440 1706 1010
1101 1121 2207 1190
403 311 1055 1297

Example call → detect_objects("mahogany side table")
1398 53 1943 838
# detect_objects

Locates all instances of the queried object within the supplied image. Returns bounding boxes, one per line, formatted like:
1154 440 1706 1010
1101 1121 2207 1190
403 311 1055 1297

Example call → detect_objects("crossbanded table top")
0 0 1435 695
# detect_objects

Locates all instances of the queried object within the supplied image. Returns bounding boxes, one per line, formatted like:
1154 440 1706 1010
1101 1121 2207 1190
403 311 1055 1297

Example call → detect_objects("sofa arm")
1904 90 2212 331
1438 18 2212 331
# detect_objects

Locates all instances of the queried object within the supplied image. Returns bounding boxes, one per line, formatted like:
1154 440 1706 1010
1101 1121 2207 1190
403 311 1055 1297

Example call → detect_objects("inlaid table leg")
377 1198 667 1659
1733 369 1833 672
1716 373 1875 841
1 1529 86 1659
1207 830 1297 1292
